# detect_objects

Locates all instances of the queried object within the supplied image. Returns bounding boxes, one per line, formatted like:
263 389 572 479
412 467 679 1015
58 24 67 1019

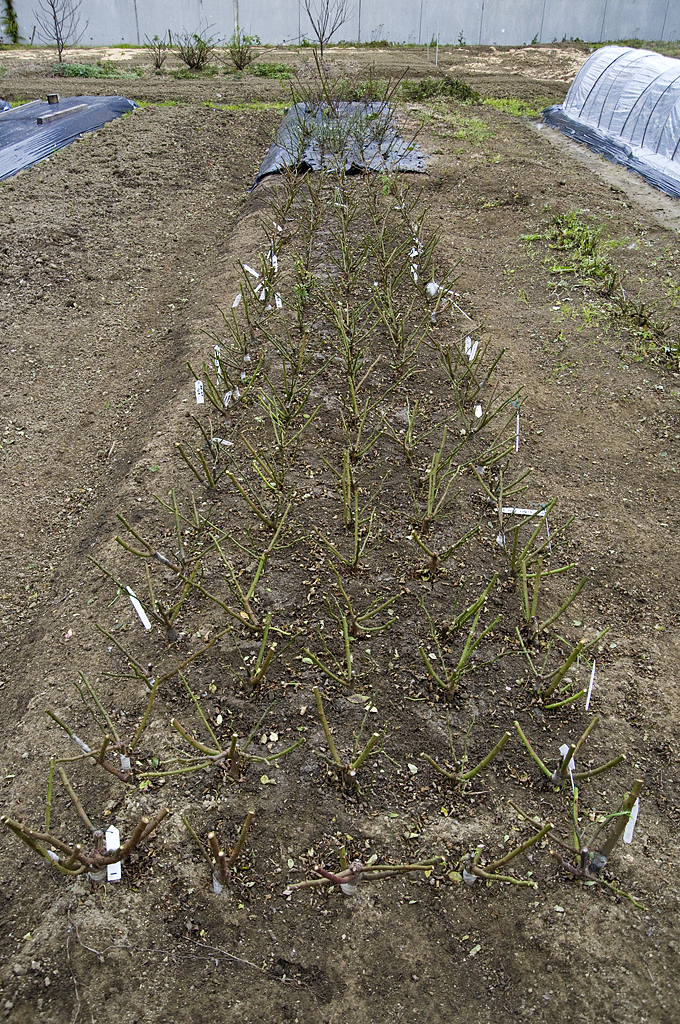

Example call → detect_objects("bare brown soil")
0 45 678 1024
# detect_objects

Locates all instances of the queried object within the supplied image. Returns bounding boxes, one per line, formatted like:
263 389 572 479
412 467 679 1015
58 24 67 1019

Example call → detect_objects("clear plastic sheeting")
0 95 138 182
543 46 680 199
253 102 425 187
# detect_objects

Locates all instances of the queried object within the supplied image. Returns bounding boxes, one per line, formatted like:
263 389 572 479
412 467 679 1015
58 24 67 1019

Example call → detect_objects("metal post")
661 0 671 42
233 0 239 33
418 0 423 45
599 0 608 42
358 0 362 43
478 3 484 46
539 0 547 43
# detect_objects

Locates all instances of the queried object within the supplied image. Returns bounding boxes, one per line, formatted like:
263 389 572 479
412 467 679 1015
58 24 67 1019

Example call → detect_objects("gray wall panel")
12 1 679 49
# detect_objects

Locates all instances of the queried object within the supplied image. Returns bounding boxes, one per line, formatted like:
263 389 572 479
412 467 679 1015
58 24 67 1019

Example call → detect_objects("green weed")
400 77 480 103
483 96 553 117
250 61 293 80
53 61 142 79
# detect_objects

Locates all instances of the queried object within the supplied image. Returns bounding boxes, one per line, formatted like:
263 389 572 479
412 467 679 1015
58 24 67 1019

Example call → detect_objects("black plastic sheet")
0 95 138 182
254 102 425 186
543 104 680 199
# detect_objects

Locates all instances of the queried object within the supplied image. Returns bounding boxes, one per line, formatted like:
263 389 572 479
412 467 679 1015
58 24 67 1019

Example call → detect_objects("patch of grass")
250 61 293 80
334 39 392 49
483 96 553 117
425 105 494 144
400 76 480 103
53 60 143 79
594 38 680 59
524 212 618 290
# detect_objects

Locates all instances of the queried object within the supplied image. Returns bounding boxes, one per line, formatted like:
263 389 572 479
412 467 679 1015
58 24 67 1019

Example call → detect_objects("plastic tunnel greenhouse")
543 46 680 199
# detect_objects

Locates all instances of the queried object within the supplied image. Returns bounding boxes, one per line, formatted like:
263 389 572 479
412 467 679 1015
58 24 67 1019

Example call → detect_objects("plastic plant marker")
195 381 205 404
585 660 596 711
464 336 479 362
559 742 575 790
126 588 152 631
623 798 639 844
232 293 242 307
501 507 546 517
243 264 259 278
105 826 121 882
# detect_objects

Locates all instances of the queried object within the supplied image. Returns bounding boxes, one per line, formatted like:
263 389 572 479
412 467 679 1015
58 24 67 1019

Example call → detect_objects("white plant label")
127 587 152 630
559 742 575 790
474 404 483 418
502 507 546 518
194 381 204 404
623 797 639 844
585 660 596 711
243 263 259 279
232 293 242 308
516 412 520 452
105 826 122 882
464 336 479 362
275 293 283 309
120 754 131 771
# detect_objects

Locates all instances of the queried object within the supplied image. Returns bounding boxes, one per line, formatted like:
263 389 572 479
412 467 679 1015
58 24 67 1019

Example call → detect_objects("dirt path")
0 44 679 1024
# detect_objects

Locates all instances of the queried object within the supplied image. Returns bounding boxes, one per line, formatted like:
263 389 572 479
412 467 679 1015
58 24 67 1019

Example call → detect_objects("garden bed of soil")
0 43 678 1024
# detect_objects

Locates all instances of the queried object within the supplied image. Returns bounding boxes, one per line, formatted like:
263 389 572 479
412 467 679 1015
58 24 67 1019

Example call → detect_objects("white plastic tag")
195 381 204 404
464 336 479 362
243 263 259 279
127 588 152 630
501 507 546 517
275 293 283 309
623 798 639 844
105 826 121 882
585 660 596 711
232 293 242 307
120 754 131 771
559 743 575 790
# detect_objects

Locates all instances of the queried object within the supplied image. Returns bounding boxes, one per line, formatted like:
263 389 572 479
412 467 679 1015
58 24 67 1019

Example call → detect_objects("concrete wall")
13 0 679 49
